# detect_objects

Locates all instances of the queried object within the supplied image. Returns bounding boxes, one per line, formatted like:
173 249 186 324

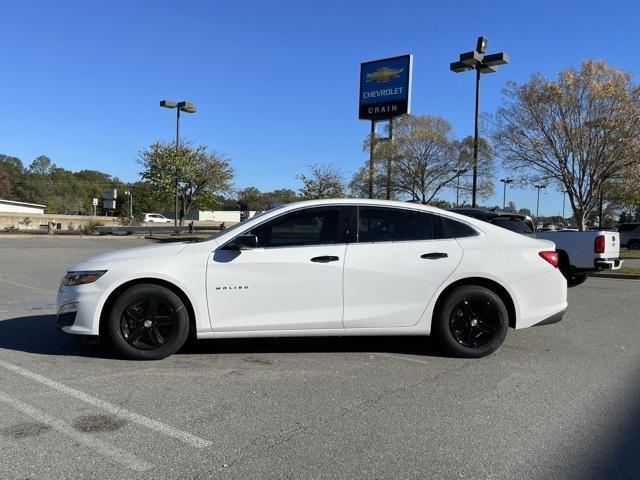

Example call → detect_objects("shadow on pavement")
0 314 445 358
581 371 640 479
181 334 445 357
0 314 113 358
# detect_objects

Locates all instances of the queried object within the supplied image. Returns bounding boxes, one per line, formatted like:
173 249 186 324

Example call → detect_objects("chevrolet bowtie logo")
365 67 404 83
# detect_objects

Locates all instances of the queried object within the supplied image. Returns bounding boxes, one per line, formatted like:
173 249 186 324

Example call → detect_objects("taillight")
594 234 605 254
539 251 559 268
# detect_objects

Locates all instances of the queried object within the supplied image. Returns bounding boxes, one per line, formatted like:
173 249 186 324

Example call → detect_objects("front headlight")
63 270 107 286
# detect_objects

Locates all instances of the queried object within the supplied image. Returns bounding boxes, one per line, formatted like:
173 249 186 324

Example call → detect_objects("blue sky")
1 0 639 215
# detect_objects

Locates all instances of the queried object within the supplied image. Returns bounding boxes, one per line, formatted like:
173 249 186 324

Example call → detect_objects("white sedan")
57 199 568 360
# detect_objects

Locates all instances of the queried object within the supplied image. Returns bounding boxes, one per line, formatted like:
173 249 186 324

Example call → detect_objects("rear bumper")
532 307 566 327
595 258 623 271
510 268 568 329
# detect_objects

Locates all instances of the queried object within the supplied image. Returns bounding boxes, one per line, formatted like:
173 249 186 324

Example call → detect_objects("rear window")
489 216 534 234
618 224 640 232
440 217 478 238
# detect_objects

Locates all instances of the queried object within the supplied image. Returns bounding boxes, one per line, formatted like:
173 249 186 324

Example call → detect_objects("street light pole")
160 100 196 227
534 184 546 219
472 67 480 207
561 190 567 224
451 37 509 208
500 178 513 209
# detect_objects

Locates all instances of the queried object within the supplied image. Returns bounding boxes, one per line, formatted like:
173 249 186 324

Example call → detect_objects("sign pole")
386 118 394 200
368 121 375 198
359 54 412 201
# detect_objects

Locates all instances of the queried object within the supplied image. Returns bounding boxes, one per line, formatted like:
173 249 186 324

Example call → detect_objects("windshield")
206 206 287 240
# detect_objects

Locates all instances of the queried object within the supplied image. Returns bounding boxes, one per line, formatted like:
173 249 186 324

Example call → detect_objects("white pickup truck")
535 230 623 286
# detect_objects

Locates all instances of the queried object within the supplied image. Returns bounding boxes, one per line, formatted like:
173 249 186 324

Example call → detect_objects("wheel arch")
98 278 197 338
432 277 517 329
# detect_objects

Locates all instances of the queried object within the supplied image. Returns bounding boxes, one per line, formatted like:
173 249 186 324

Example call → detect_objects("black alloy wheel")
106 284 190 360
435 285 509 358
448 297 501 349
120 296 178 350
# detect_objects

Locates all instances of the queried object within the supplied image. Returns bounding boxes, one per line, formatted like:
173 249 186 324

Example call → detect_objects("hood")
68 242 190 271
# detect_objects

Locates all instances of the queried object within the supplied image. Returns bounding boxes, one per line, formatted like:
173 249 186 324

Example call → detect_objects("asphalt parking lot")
0 237 639 479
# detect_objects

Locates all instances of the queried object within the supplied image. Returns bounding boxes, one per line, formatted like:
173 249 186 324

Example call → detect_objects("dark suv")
448 208 535 236
618 223 640 249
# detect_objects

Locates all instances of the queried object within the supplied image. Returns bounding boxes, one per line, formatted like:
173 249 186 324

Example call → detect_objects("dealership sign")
359 54 412 121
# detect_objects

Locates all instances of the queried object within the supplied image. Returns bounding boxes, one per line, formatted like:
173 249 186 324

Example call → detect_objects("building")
0 199 46 215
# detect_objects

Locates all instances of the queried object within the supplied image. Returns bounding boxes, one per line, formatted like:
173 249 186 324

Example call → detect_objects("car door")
343 206 463 329
207 205 351 332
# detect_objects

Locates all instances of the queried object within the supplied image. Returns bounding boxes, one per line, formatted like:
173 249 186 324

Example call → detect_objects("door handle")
310 255 340 263
421 252 448 259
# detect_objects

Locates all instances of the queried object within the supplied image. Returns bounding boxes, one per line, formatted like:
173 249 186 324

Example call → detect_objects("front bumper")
595 258 623 271
56 282 105 336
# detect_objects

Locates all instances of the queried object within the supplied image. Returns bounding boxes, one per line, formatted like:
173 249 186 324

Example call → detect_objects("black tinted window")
358 207 434 242
251 207 342 247
490 216 534 234
440 217 478 238
618 224 639 232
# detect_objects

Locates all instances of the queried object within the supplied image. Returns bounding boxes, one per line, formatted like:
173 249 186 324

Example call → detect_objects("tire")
435 286 509 358
105 284 190 360
567 274 588 288
628 239 640 250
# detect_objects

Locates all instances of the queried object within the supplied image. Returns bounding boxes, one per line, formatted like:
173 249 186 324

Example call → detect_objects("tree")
29 155 56 175
389 115 463 203
139 141 234 225
0 167 11 198
348 162 387 199
297 163 345 199
494 60 640 230
238 187 267 210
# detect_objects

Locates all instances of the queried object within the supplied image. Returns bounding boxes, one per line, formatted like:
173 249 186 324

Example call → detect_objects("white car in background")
57 199 568 360
143 213 172 223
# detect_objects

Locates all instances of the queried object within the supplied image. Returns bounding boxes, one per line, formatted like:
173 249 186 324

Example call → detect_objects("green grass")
620 249 640 259
618 266 640 274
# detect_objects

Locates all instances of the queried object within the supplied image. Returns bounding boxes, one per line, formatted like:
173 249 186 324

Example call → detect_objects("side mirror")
224 234 258 250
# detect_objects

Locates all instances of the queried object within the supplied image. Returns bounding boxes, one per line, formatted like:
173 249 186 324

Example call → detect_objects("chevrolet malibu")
57 199 568 360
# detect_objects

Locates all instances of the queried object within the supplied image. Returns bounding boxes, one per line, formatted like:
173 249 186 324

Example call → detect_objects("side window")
358 207 434 242
250 207 342 248
440 217 478 238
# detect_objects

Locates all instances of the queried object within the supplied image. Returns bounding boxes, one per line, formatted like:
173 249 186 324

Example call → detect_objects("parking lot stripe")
0 390 153 472
0 276 44 291
0 359 213 448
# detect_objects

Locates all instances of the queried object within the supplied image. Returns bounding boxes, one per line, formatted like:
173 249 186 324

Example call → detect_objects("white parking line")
0 359 212 448
0 390 153 472
0 277 44 291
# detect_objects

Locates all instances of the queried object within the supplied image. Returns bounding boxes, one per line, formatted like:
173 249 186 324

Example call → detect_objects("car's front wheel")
435 285 509 358
105 284 190 360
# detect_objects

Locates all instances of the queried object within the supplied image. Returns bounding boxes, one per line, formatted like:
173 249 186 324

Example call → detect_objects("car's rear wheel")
105 284 190 360
435 286 509 358
567 273 588 287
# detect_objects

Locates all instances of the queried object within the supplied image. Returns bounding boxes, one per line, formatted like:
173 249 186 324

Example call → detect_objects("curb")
0 234 150 240
591 272 640 280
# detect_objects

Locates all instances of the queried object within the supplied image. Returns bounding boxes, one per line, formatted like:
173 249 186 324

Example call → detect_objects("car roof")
447 207 530 221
